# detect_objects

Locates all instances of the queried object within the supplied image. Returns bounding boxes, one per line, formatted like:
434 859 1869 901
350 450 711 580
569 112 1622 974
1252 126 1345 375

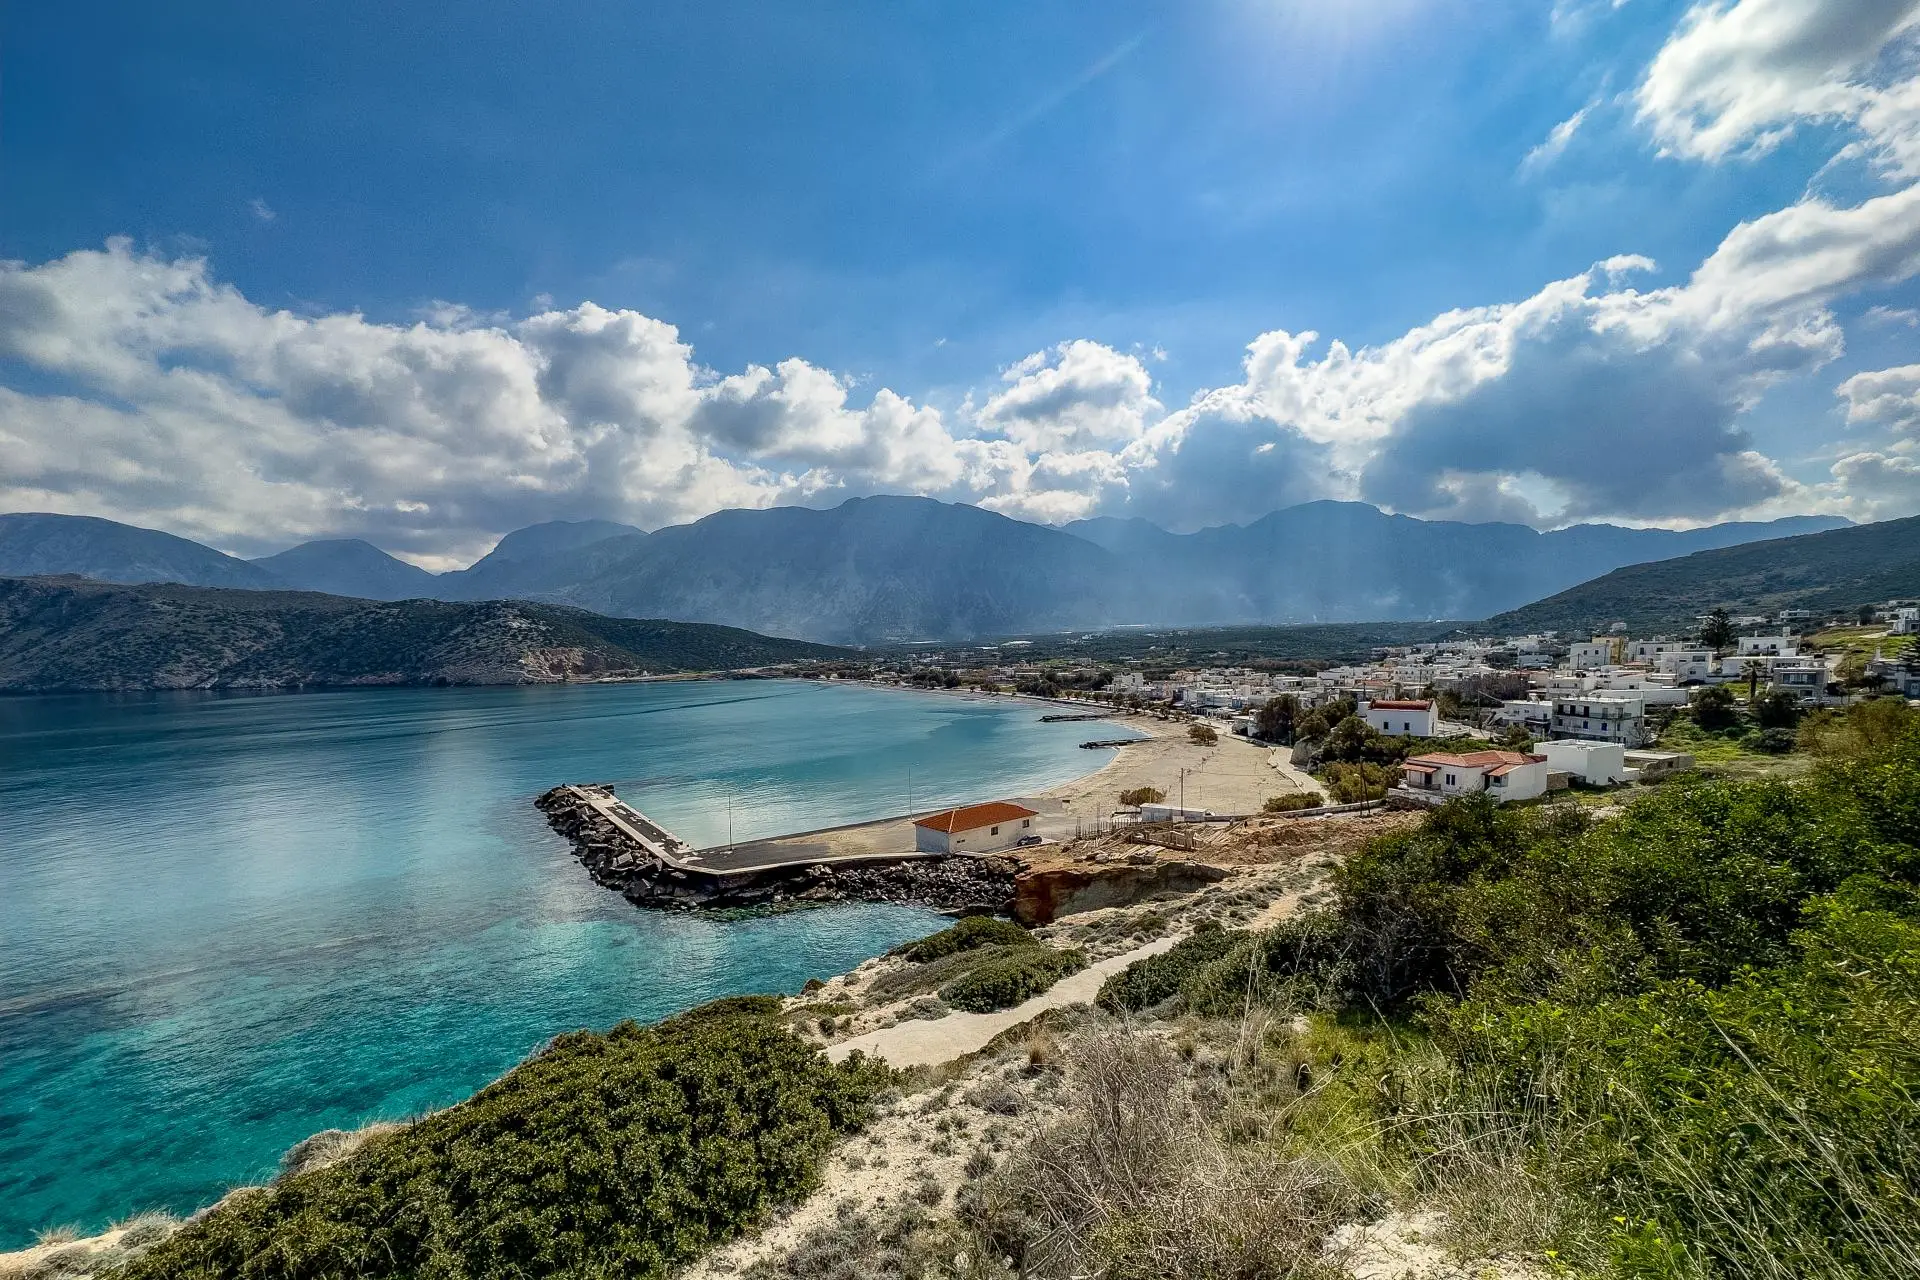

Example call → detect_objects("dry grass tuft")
963 1028 1366 1279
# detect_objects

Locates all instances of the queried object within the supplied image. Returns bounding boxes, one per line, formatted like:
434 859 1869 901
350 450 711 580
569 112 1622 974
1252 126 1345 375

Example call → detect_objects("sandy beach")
1038 712 1323 817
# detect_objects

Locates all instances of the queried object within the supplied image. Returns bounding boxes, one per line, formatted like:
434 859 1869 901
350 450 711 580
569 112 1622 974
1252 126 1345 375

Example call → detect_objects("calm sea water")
0 679 1132 1246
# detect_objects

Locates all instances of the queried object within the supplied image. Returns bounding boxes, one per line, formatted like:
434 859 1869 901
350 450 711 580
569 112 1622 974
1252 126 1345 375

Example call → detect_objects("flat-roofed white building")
1551 694 1649 747
1569 640 1615 671
1738 629 1797 657
1538 739 1631 786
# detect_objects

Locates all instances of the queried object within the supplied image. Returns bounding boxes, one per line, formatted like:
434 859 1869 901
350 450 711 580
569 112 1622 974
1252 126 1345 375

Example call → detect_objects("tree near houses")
1188 723 1218 746
1118 786 1165 807
1753 688 1803 730
1700 607 1736 652
1691 683 1739 730
1254 694 1299 743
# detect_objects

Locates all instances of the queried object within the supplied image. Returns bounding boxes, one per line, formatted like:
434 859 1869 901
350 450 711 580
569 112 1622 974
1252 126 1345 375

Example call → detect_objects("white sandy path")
827 933 1182 1069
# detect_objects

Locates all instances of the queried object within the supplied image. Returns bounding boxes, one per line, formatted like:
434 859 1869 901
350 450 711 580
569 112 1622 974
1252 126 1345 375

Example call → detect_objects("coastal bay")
0 679 1133 1247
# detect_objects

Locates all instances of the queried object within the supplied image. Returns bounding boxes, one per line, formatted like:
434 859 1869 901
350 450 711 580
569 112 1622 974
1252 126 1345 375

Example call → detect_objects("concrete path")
827 934 1181 1069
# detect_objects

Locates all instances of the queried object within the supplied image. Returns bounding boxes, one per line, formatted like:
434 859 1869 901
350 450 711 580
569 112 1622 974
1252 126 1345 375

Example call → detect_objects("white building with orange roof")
911 800 1040 855
1399 749 1549 803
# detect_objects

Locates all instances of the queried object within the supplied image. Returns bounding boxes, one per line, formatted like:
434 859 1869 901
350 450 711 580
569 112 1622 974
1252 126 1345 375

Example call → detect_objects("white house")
1653 647 1717 682
1538 739 1631 786
912 801 1039 854
1568 640 1615 672
1360 698 1437 737
1550 694 1650 747
1493 699 1552 736
1771 658 1833 703
1737 629 1798 657
1399 750 1549 803
1892 607 1920 636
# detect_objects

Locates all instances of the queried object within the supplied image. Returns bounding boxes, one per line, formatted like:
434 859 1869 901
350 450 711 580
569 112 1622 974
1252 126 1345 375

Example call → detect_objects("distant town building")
1551 694 1650 747
1360 698 1437 738
912 801 1038 855
1737 629 1797 657
1569 640 1616 671
1771 659 1833 703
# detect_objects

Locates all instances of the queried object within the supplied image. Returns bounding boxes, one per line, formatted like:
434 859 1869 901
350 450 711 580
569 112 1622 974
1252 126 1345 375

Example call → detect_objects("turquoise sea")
0 679 1133 1246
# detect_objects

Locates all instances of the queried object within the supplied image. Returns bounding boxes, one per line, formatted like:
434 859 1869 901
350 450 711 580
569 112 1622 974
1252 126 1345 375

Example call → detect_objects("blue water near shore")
0 679 1134 1246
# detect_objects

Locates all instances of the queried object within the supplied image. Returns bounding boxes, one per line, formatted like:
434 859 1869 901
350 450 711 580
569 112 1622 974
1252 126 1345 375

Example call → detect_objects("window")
990 825 999 835
1403 722 1411 732
1445 772 1457 785
1022 818 1030 827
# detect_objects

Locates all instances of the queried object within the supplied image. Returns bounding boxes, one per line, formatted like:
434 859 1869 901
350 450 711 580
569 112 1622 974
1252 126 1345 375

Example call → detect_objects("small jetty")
536 785 1018 911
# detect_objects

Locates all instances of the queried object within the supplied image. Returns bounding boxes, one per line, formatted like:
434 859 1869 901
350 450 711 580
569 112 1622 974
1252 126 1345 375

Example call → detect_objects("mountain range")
0 499 1853 643
0 576 843 691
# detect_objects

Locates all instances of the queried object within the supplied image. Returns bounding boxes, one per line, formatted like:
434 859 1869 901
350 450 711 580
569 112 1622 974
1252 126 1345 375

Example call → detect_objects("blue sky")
4 0 1920 565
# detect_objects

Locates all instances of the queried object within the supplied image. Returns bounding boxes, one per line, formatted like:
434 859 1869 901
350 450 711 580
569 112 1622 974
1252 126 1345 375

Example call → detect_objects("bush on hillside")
1096 923 1247 1013
119 1002 891 1280
1119 786 1165 808
1319 761 1397 804
893 915 1033 963
940 947 1087 1013
1690 684 1739 730
1262 793 1321 813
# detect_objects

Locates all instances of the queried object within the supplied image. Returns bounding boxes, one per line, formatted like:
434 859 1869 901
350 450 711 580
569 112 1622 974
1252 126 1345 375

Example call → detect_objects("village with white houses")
835 598 1920 814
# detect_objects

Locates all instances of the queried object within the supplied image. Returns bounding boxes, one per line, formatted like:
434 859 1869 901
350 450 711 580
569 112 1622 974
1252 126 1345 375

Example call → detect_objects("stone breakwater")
535 785 1019 913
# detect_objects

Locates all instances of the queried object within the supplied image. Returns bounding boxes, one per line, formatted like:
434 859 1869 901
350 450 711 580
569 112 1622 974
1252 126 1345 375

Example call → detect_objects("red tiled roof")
1404 750 1545 770
1369 699 1433 710
1402 762 1439 773
912 801 1040 833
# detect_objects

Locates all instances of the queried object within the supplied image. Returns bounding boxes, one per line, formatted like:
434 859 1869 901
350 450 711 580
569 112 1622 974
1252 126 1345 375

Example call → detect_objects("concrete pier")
536 784 1019 911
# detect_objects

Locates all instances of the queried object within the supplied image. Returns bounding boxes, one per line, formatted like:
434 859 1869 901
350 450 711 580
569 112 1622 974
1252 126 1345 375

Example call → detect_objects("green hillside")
1487 515 1920 635
0 576 844 691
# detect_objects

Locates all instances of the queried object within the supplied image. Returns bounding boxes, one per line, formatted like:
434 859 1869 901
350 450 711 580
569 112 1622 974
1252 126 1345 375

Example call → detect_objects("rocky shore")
535 785 1019 913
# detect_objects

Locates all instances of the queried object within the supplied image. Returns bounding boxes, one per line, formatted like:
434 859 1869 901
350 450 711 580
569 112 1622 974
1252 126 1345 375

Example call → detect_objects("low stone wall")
535 786 1019 914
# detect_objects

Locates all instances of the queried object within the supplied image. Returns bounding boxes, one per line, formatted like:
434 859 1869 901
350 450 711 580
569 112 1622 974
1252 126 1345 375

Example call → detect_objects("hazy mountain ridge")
0 513 285 590
1487 516 1920 635
0 499 1854 642
248 539 440 600
0 577 844 691
1065 503 1852 624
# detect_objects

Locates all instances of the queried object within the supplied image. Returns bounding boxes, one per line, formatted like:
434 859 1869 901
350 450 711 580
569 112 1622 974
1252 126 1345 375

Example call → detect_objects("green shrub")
1262 793 1321 813
893 915 1034 963
120 1001 891 1280
1096 924 1248 1012
1690 684 1739 730
1319 761 1396 803
940 947 1087 1012
1419 883 1920 1278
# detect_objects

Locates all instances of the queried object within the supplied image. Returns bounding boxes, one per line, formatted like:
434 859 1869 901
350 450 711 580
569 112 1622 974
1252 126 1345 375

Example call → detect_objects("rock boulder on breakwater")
535 785 1020 914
